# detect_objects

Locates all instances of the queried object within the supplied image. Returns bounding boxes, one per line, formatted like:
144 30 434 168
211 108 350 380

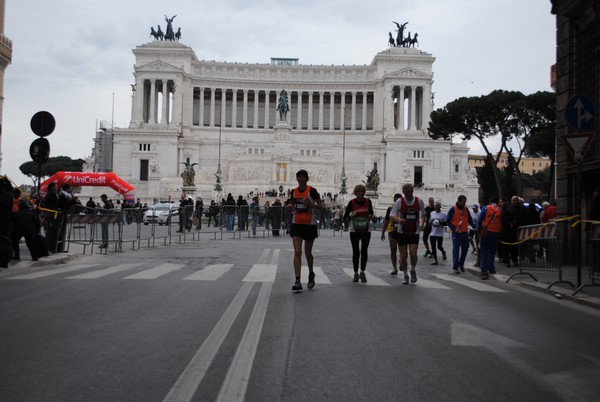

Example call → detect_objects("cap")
472 204 479 208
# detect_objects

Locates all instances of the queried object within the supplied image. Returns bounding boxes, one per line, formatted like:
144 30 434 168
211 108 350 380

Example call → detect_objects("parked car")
143 203 178 225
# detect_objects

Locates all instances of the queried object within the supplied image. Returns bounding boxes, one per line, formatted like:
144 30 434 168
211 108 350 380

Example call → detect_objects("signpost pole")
576 161 582 287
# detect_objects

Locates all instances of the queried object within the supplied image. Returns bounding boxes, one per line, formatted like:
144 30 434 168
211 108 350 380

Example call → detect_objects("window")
414 166 423 186
139 143 151 151
455 164 459 173
413 150 424 158
140 159 149 181
300 150 304 156
312 150 317 156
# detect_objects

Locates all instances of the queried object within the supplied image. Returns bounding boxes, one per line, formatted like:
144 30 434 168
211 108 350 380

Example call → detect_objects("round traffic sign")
29 138 50 163
564 95 595 131
30 111 56 137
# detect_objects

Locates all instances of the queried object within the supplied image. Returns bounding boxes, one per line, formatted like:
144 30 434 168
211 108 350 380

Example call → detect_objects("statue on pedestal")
276 89 290 121
365 163 380 191
180 161 198 187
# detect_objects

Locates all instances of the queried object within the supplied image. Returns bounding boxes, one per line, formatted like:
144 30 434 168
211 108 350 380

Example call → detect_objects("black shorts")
388 231 400 240
290 224 318 241
397 233 420 246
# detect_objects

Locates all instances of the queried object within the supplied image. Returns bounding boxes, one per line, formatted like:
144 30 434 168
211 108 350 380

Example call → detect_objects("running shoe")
292 280 303 291
403 275 410 285
390 268 398 275
353 273 359 282
453 268 460 274
424 250 431 257
442 252 447 261
459 266 465 273
431 261 439 265
359 271 367 283
307 272 315 289
481 272 489 280
410 270 417 283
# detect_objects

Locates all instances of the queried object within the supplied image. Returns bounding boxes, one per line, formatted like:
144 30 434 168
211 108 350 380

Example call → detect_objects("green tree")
428 90 555 197
20 156 85 186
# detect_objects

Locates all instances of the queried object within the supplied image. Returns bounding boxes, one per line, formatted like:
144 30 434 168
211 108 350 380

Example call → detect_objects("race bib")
353 216 369 230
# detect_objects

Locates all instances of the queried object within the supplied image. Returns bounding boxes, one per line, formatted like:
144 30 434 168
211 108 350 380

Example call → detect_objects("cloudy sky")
2 0 555 185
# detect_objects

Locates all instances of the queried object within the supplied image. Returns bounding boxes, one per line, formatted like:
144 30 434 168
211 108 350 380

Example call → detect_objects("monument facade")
111 36 477 209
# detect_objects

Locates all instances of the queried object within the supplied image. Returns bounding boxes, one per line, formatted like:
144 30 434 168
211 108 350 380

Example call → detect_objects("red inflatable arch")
40 172 135 196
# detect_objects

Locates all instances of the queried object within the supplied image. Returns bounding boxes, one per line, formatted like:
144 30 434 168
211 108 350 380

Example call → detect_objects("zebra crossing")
0 258 509 293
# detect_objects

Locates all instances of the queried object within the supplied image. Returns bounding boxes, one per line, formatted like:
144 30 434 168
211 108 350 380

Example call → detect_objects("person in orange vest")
12 188 23 213
477 195 502 280
290 169 323 292
446 195 474 274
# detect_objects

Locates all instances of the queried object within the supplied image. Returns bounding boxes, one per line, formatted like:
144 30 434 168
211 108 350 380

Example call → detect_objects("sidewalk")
459 249 600 310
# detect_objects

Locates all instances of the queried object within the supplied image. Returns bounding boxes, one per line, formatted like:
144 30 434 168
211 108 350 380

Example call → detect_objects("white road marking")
163 282 255 402
66 263 144 279
243 264 277 283
309 266 331 284
216 282 273 402
123 263 185 280
410 277 452 289
6 264 98 280
183 264 233 281
342 268 390 286
432 273 509 292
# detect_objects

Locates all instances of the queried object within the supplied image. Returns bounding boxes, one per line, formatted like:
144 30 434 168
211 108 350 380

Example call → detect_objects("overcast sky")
2 0 555 185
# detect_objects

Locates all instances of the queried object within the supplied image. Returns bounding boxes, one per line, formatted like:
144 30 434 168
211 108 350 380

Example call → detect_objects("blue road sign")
565 95 595 131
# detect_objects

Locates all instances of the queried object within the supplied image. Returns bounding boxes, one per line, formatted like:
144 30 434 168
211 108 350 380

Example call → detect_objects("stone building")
551 1 600 263
111 39 477 210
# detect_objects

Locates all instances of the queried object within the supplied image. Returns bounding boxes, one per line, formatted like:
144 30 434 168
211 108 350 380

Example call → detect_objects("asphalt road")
1 231 600 401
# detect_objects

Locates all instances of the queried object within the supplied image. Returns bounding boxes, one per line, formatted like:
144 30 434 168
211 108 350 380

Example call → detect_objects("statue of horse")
150 26 163 41
408 33 419 47
388 32 395 47
402 32 412 47
155 25 164 41
175 27 182 41
276 90 290 121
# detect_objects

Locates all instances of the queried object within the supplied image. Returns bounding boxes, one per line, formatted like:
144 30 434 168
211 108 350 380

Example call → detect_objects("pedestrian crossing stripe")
123 263 186 280
67 263 144 279
432 273 508 292
3 263 510 292
7 264 99 280
183 264 233 281
342 268 390 286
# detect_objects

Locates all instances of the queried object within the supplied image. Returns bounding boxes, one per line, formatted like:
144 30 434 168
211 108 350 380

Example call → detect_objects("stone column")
264 90 270 128
318 91 324 130
199 88 204 127
329 92 335 130
409 86 416 130
297 91 302 129
351 91 357 130
132 76 143 124
308 91 314 130
149 79 156 124
362 91 368 130
231 89 237 128
242 89 248 128
253 90 259 128
398 86 405 131
340 91 346 130
172 79 183 125
221 89 227 127
161 80 169 124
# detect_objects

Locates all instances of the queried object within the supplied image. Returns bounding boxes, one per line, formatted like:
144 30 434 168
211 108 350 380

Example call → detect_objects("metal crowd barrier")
506 223 575 289
57 202 377 255
573 223 600 295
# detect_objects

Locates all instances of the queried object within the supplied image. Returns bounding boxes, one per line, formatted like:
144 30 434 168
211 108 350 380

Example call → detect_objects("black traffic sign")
29 138 50 163
30 111 56 137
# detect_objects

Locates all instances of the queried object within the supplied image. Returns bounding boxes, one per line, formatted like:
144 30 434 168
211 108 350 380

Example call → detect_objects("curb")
465 267 600 310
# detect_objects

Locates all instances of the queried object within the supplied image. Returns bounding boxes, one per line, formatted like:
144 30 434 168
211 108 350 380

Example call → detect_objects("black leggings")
350 231 371 272
430 236 445 261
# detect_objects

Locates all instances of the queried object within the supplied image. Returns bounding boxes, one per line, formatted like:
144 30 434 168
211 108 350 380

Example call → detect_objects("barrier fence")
49 204 381 255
